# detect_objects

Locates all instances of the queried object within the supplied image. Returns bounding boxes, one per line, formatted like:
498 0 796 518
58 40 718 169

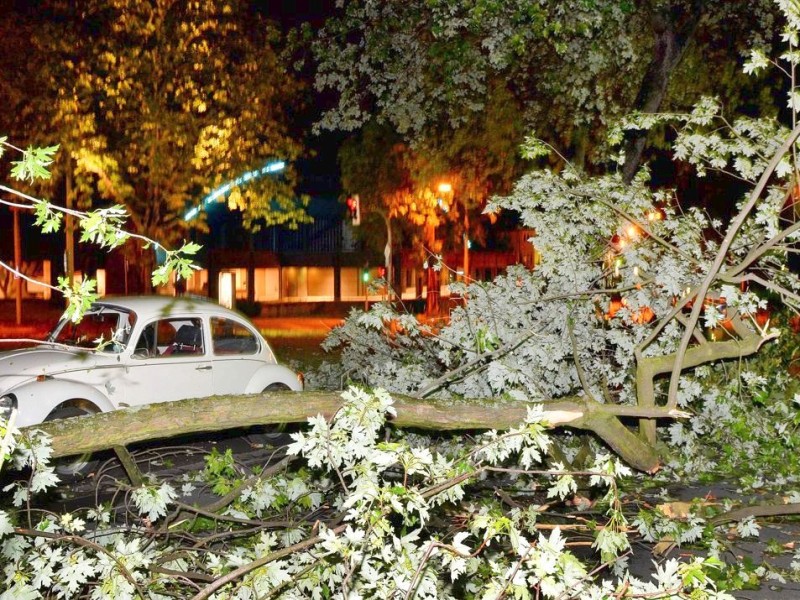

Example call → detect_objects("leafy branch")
0 138 202 319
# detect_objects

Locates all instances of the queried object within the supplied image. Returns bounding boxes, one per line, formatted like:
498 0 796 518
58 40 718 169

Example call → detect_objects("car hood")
0 345 115 380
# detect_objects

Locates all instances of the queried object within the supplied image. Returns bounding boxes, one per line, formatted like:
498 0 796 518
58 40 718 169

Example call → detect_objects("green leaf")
33 200 63 234
10 145 60 182
180 241 202 255
519 135 551 160
151 243 202 287
78 206 130 249
57 276 98 323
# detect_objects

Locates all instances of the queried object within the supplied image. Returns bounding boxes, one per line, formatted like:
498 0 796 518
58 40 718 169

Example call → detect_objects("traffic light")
377 266 386 279
361 268 370 282
346 194 361 226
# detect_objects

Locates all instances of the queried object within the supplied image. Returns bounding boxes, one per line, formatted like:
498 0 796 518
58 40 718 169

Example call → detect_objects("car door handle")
196 365 212 371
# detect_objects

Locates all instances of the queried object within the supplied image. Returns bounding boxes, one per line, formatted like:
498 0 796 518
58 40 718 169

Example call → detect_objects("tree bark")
636 329 775 443
21 391 688 473
622 0 704 183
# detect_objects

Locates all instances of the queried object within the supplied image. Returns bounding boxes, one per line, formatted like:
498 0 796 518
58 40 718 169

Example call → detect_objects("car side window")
132 322 157 358
211 317 259 355
133 318 205 358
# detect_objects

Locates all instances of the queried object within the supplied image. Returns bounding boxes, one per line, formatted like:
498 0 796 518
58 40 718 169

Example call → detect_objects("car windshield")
47 305 136 353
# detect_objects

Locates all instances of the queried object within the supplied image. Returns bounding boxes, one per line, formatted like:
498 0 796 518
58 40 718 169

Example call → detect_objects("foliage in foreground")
0 388 734 599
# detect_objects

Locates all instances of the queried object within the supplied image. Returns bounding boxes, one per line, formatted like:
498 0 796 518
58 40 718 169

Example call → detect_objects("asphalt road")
34 428 296 514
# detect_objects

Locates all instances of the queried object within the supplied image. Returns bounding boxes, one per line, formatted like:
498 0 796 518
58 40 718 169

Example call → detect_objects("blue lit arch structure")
183 160 286 222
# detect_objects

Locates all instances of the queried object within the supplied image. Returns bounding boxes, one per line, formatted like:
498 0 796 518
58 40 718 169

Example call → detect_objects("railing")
256 217 347 253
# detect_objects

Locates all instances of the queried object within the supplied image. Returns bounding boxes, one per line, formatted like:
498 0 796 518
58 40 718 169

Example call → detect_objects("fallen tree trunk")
22 391 685 472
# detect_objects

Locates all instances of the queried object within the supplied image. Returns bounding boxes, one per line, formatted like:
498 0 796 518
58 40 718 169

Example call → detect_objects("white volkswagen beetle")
0 296 303 432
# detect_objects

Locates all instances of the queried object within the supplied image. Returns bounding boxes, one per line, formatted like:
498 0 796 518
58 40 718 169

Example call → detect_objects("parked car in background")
0 296 302 472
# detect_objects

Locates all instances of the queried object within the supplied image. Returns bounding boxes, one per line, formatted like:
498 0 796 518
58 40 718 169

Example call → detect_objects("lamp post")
437 182 469 282
462 205 469 283
424 221 439 316
379 209 393 300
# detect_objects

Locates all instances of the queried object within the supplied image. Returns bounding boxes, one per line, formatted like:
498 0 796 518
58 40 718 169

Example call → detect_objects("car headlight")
0 394 17 420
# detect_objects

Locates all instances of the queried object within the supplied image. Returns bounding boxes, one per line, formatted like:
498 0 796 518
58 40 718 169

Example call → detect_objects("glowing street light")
436 183 453 213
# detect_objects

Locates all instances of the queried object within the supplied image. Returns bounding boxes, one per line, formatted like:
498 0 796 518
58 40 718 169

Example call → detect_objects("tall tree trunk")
622 0 704 183
140 245 155 294
65 155 75 298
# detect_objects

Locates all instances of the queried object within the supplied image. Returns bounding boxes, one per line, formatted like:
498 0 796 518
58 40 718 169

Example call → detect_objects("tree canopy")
2 0 309 254
310 0 780 172
309 0 784 294
323 3 800 449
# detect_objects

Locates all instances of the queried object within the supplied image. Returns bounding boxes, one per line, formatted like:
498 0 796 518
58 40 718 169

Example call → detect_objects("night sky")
255 0 336 29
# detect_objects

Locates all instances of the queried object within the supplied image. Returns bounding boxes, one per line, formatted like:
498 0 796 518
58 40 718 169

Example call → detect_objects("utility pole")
12 207 22 325
65 157 75 297
424 223 440 316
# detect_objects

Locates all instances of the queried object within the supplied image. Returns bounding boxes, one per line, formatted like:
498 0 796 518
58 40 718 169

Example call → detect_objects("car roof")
92 295 248 321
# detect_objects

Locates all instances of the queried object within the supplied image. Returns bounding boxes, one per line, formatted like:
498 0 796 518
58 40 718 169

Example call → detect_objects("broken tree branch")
636 329 777 443
665 121 800 410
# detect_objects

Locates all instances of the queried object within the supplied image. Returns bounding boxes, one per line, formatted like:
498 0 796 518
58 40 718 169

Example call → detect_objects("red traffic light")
346 195 361 225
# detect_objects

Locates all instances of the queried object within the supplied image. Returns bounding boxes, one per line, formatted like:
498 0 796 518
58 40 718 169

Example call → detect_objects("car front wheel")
245 383 293 448
263 383 291 392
